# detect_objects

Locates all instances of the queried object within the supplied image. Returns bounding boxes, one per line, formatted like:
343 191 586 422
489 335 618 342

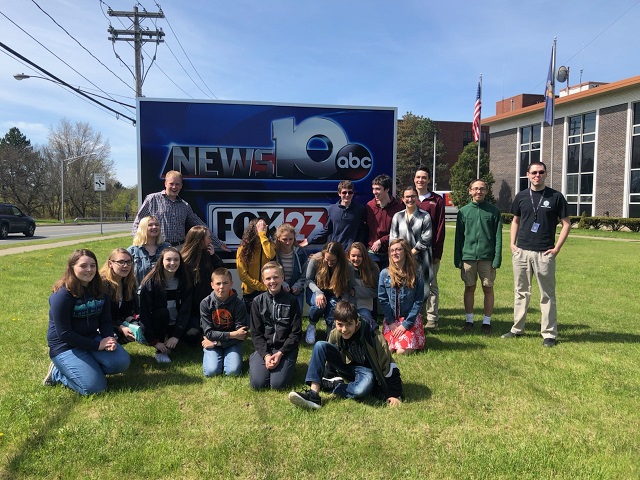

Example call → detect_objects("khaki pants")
511 249 557 339
422 261 439 323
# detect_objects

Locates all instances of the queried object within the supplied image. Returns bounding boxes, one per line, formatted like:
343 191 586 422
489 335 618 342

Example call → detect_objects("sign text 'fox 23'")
137 99 397 247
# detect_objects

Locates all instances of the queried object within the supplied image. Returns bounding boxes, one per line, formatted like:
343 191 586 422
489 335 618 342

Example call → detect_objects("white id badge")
531 222 540 233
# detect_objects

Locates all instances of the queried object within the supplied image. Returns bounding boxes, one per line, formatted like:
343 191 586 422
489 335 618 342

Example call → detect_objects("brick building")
432 121 490 191
483 75 640 217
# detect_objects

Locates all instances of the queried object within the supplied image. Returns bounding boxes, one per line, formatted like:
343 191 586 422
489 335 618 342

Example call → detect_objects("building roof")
483 75 640 125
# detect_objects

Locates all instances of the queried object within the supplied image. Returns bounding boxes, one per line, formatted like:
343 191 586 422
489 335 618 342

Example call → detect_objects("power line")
30 0 134 96
0 40 136 125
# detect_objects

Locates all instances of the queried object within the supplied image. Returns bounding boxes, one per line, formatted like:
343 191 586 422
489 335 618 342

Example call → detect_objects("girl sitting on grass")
379 239 425 354
347 241 380 330
44 249 130 395
99 248 143 344
138 248 193 363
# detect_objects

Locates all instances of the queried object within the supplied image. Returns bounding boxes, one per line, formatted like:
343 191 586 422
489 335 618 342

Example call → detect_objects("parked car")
0 203 36 238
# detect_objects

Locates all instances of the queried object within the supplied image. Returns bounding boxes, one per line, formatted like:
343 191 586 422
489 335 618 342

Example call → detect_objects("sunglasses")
340 191 354 195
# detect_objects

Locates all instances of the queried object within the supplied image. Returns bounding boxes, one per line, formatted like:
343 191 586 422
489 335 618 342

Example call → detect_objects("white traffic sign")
94 173 106 191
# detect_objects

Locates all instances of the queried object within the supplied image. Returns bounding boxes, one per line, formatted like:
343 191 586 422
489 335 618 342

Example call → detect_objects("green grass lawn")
1 231 639 479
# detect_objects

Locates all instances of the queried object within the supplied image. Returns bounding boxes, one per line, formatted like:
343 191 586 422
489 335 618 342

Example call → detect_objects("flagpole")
477 74 482 178
550 38 556 188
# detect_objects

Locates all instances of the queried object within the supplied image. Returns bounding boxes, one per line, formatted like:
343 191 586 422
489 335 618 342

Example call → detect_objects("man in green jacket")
454 179 502 334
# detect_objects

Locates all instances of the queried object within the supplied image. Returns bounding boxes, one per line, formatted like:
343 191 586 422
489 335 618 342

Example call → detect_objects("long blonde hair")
387 239 417 289
132 216 165 246
99 248 137 302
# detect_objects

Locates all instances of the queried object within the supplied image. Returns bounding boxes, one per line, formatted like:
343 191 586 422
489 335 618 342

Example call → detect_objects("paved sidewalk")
0 233 131 256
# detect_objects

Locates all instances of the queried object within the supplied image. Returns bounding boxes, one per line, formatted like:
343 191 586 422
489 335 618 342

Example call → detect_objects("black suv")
0 203 36 238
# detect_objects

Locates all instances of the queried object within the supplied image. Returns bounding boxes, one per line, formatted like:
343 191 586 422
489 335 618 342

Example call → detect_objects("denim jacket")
378 268 424 330
128 242 170 286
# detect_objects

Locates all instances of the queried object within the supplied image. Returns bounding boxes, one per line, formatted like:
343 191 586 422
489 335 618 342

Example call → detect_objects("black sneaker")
542 338 557 348
462 322 474 331
481 324 492 335
289 388 322 410
321 376 344 392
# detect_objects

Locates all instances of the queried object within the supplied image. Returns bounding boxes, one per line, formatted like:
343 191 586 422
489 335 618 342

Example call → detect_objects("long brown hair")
238 218 261 267
387 239 417 289
181 225 210 284
313 241 349 297
100 248 137 302
348 242 378 289
141 247 190 289
53 249 104 298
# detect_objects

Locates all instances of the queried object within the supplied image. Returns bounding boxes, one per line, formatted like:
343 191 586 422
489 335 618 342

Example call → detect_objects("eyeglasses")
470 187 487 192
112 260 133 266
340 190 354 195
529 170 546 176
389 248 404 254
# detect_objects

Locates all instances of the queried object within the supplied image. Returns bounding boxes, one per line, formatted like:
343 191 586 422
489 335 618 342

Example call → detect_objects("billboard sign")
138 99 397 247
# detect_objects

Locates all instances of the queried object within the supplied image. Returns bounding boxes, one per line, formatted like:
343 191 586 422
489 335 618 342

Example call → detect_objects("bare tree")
46 119 114 219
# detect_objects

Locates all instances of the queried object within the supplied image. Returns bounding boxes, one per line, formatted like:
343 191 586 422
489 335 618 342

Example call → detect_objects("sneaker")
288 389 321 410
543 338 557 348
501 331 523 339
481 324 492 335
43 362 56 386
155 352 171 363
321 376 345 392
305 323 316 345
462 322 474 331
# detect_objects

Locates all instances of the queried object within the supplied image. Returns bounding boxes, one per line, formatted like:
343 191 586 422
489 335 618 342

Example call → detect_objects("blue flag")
544 44 555 126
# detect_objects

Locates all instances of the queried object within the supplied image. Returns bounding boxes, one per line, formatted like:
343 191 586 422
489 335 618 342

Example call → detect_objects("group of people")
44 162 570 409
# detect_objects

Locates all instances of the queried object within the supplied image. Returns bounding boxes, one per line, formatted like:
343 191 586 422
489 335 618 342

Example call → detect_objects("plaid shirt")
132 191 222 247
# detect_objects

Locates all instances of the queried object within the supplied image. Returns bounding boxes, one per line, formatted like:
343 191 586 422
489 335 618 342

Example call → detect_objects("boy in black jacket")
289 300 403 409
249 261 302 390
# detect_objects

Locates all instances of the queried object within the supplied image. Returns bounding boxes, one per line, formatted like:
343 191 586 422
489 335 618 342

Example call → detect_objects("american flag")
472 80 482 142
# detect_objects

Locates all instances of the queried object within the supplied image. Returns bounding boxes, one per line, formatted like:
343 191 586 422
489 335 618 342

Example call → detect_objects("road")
0 222 132 243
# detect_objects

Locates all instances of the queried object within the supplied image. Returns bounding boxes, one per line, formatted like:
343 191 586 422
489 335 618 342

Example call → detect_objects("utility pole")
107 6 165 97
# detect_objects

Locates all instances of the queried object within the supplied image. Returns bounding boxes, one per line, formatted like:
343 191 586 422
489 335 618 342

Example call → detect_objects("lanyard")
529 187 546 222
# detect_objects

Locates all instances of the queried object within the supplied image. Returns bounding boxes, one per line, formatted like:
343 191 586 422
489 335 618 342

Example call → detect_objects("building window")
631 103 640 218
566 112 596 216
518 124 541 191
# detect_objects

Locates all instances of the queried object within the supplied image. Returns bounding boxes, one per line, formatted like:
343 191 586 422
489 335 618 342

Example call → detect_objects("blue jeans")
203 342 243 377
357 307 378 331
50 340 130 395
305 341 375 399
308 293 338 332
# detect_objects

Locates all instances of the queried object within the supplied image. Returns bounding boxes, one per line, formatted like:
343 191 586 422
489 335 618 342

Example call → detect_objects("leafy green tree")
395 112 445 194
0 128 49 214
449 142 496 208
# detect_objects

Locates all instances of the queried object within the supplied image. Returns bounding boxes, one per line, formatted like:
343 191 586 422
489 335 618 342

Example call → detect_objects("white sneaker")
155 352 171 363
305 323 316 345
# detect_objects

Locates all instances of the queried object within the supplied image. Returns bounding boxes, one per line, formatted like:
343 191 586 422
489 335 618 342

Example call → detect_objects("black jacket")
250 288 302 358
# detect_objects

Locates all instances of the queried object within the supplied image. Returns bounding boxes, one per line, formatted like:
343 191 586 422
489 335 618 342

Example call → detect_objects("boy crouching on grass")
200 268 249 377
289 300 403 409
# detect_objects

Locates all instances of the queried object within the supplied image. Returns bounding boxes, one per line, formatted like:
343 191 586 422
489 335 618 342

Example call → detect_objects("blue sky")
1 0 638 186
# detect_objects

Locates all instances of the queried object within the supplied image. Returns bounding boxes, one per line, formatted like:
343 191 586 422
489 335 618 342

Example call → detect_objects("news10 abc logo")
273 116 373 180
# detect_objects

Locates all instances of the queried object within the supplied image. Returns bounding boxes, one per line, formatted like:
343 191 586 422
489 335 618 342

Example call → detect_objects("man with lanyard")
308 180 367 251
414 166 445 330
366 174 403 271
132 170 230 252
502 162 570 347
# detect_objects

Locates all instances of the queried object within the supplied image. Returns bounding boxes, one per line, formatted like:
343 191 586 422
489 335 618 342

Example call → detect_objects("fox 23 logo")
273 116 373 180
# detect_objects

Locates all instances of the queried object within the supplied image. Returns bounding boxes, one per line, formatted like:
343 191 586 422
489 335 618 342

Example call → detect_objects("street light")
13 72 136 123
13 74 136 109
61 153 97 224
